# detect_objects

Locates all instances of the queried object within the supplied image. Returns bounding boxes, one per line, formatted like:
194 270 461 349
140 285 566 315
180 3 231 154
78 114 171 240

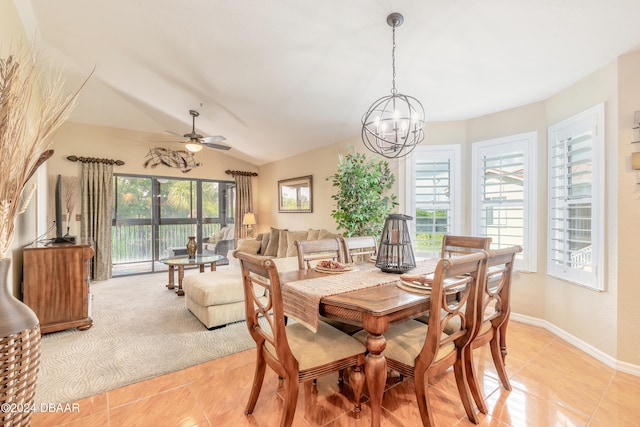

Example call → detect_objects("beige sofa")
182 228 340 329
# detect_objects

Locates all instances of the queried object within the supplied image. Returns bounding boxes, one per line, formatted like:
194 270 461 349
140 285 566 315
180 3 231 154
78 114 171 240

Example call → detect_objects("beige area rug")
34 269 256 405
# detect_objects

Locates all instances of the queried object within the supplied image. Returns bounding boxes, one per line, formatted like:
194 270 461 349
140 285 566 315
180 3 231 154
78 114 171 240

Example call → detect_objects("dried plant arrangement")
0 45 90 258
62 175 79 230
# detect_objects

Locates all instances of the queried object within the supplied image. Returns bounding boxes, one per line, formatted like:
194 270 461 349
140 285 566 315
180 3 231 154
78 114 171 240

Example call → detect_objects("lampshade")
375 213 416 273
243 212 256 225
184 142 203 152
361 12 425 159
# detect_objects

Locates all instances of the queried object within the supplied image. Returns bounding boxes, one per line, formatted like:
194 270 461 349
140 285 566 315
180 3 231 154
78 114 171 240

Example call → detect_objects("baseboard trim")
510 312 640 377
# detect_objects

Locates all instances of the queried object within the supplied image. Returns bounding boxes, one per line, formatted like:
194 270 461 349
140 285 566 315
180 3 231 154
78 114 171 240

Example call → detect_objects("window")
472 132 537 272
547 104 604 291
406 145 461 256
112 174 234 276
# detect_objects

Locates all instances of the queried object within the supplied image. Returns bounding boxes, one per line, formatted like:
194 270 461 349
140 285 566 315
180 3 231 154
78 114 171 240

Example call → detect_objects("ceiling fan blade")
203 142 231 150
165 130 183 137
201 135 226 143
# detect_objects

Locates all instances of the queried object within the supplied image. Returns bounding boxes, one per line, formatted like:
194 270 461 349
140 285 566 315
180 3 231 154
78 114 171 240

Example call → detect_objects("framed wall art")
278 175 313 213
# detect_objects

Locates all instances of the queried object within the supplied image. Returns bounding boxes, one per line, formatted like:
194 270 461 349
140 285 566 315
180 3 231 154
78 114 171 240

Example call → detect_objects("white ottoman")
182 269 266 329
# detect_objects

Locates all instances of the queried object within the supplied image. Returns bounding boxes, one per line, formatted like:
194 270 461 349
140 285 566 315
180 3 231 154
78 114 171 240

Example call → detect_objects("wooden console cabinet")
23 244 94 334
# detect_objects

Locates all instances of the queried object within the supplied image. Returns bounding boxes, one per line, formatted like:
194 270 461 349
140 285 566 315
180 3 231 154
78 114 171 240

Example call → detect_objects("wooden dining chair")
235 251 366 427
341 236 377 263
296 238 362 335
416 235 492 326
441 235 492 258
355 251 489 426
295 238 343 270
464 245 521 414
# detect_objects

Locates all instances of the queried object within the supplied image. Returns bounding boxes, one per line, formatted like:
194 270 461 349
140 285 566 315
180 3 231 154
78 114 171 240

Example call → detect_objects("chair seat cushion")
266 321 366 371
354 320 454 367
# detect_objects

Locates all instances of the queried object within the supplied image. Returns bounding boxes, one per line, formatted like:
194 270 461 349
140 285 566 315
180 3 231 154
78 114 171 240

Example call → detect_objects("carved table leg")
177 266 185 296
199 264 205 273
365 333 387 427
166 265 175 290
210 262 216 272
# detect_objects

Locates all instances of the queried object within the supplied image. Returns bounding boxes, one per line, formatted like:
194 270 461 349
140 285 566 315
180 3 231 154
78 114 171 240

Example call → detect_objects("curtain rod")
225 169 258 177
67 155 125 166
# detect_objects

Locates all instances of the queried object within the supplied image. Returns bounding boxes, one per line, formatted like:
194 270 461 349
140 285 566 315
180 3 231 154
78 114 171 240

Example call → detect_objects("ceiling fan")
166 110 229 152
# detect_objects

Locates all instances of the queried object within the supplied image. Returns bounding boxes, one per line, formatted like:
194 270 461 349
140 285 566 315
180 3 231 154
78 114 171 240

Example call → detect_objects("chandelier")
362 12 425 159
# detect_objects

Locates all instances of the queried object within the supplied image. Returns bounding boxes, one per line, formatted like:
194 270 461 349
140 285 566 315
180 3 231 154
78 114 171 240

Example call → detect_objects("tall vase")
0 258 41 426
186 236 197 258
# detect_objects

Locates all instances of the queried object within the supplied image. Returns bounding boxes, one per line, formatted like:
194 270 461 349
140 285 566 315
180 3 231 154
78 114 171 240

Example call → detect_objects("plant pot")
0 258 41 426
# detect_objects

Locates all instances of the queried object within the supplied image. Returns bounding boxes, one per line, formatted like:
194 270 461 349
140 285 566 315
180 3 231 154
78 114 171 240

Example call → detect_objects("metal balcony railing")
111 223 222 265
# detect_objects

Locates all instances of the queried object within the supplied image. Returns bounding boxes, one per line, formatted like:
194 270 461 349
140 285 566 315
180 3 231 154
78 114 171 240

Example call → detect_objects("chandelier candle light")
362 12 425 159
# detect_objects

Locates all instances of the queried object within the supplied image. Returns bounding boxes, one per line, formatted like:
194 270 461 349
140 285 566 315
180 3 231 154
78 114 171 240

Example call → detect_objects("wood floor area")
31 321 640 426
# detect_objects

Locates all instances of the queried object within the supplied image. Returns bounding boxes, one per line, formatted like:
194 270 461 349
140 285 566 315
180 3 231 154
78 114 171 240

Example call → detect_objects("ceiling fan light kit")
167 110 229 152
184 142 203 153
361 12 425 159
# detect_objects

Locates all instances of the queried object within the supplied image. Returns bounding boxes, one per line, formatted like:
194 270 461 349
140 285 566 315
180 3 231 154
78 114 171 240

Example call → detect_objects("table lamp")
243 212 257 238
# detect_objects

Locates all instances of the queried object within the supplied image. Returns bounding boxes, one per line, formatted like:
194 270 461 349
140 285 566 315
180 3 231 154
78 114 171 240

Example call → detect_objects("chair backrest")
441 235 492 258
236 251 295 369
341 236 377 263
419 251 489 366
475 245 521 337
295 238 343 270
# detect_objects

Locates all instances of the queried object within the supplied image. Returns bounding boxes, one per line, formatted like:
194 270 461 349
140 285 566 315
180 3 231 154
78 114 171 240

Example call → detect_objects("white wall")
616 51 640 365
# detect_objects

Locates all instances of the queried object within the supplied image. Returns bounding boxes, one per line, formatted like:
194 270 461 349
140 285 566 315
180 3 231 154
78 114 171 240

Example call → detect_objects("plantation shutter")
548 133 595 284
547 103 604 290
415 158 452 252
471 131 537 272
478 150 525 250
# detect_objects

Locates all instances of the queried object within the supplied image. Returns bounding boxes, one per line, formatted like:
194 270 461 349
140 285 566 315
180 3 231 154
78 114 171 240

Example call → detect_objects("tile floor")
30 321 640 426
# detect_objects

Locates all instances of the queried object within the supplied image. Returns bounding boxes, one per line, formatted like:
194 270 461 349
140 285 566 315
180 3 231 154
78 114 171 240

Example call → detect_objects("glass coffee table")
159 254 225 296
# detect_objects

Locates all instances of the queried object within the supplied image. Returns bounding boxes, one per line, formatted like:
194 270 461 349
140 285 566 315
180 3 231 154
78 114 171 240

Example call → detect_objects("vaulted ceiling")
14 0 640 165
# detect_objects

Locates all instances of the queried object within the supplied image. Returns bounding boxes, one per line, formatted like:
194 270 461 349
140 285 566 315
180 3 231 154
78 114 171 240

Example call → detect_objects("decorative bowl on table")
314 260 358 274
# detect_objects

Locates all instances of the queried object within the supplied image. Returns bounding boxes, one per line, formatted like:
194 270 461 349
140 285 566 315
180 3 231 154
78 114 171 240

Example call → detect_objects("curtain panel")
234 174 253 243
80 162 113 281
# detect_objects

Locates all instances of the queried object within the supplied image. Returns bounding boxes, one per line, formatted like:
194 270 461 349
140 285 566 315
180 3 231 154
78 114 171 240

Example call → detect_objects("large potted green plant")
0 47 87 426
328 150 398 237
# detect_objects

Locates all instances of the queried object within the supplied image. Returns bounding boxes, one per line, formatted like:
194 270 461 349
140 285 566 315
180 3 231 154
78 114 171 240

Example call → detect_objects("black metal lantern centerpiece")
375 214 416 273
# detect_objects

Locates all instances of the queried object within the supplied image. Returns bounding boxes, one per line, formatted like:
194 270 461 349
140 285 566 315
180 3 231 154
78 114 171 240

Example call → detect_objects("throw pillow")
285 230 309 257
307 228 321 240
277 229 291 258
236 239 261 255
318 228 342 239
223 226 235 241
259 232 270 255
210 230 224 244
264 227 282 257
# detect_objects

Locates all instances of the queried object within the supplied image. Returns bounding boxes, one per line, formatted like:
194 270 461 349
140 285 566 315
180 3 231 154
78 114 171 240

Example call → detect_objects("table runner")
282 258 439 332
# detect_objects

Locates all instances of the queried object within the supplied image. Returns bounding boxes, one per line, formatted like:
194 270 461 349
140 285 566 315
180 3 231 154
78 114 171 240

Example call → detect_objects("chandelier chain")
391 25 397 95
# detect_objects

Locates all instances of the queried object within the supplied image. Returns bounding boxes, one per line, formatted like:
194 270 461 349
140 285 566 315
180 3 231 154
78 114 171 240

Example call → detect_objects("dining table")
278 259 439 427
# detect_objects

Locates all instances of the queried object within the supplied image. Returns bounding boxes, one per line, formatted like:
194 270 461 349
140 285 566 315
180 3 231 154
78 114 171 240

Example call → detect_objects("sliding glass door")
112 174 235 276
